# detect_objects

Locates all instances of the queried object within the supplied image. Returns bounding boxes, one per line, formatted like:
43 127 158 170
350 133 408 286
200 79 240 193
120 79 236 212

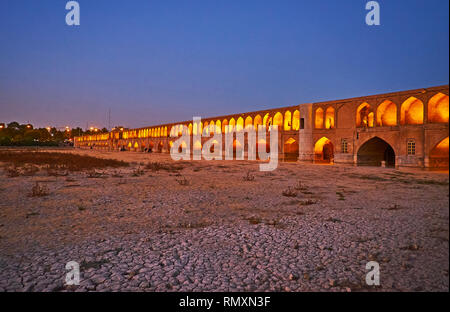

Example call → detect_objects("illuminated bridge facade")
75 85 449 169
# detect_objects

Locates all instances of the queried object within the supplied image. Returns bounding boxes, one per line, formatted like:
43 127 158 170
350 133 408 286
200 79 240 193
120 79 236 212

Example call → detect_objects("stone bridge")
75 85 449 169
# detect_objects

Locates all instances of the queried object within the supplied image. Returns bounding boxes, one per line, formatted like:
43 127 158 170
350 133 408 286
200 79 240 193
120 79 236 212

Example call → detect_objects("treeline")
0 122 108 146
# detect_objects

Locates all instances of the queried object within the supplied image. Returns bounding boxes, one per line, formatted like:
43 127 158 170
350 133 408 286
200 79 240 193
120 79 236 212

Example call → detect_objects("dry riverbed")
0 148 448 292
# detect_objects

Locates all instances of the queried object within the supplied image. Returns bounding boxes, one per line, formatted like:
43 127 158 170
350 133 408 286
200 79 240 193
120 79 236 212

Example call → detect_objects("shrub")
30 182 49 197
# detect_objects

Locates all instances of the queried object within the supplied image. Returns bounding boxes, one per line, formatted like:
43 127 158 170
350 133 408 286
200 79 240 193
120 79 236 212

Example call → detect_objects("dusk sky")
0 0 448 129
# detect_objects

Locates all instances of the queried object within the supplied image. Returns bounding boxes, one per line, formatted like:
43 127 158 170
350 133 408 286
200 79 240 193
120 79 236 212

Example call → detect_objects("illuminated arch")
222 119 228 133
236 117 244 131
273 112 283 129
292 110 300 131
263 113 271 127
428 93 449 123
325 107 335 129
194 140 202 150
164 127 168 137
254 114 262 129
284 137 299 161
356 102 374 127
245 116 253 129
188 123 192 135
314 137 334 163
376 100 397 126
229 118 236 132
429 137 449 169
284 111 292 131
209 120 215 134
193 123 198 135
215 120 221 134
400 97 423 125
315 108 324 129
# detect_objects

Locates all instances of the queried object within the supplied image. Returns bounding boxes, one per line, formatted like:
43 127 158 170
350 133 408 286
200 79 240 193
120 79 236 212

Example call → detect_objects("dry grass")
0 151 128 171
242 170 255 181
282 187 297 197
29 182 49 197
145 161 185 172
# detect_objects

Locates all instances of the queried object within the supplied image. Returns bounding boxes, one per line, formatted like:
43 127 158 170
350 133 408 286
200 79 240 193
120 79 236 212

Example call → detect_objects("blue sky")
0 0 448 129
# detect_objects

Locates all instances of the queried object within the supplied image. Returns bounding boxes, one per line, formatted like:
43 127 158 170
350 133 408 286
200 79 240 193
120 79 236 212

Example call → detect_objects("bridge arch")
314 137 334 163
357 137 395 167
428 92 449 123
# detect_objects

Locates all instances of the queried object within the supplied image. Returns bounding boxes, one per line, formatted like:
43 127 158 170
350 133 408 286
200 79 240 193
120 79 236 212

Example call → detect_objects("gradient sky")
0 0 448 129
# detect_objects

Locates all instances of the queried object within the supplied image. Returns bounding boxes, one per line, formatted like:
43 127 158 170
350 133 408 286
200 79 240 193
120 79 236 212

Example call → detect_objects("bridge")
75 85 449 169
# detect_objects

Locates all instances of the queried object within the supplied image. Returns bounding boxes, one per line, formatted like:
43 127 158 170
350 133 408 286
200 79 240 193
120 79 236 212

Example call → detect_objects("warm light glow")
222 119 228 133
356 102 374 127
428 93 449 123
254 115 262 130
325 107 335 129
285 137 296 145
292 110 300 131
315 108 324 129
236 117 244 132
314 137 331 154
273 112 283 129
284 111 292 131
245 116 253 129
229 118 236 132
194 140 202 150
431 137 449 155
215 120 221 134
401 97 423 125
376 100 397 126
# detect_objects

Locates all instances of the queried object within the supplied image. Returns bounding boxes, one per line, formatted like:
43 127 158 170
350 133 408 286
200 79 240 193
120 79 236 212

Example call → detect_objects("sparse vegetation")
146 161 184 172
282 187 297 197
29 182 49 197
131 167 145 177
0 151 128 171
242 170 255 181
176 176 190 186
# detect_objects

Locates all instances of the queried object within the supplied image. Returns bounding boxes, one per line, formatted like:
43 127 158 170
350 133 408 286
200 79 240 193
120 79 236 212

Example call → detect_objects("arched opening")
377 100 397 126
229 118 236 132
209 139 219 153
429 137 449 170
284 111 292 131
133 142 139 151
273 112 283 129
284 137 299 161
178 141 187 153
428 93 449 123
233 139 242 159
157 141 163 152
245 116 253 129
263 113 272 127
209 120 215 135
164 127 168 137
194 140 202 151
357 137 395 167
236 117 244 132
148 141 154 152
325 107 335 129
356 103 374 127
203 122 209 136
401 97 424 125
314 137 334 163
315 108 324 129
292 110 300 131
254 115 263 130
257 139 270 157
222 119 228 133
188 123 192 135
215 120 221 134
